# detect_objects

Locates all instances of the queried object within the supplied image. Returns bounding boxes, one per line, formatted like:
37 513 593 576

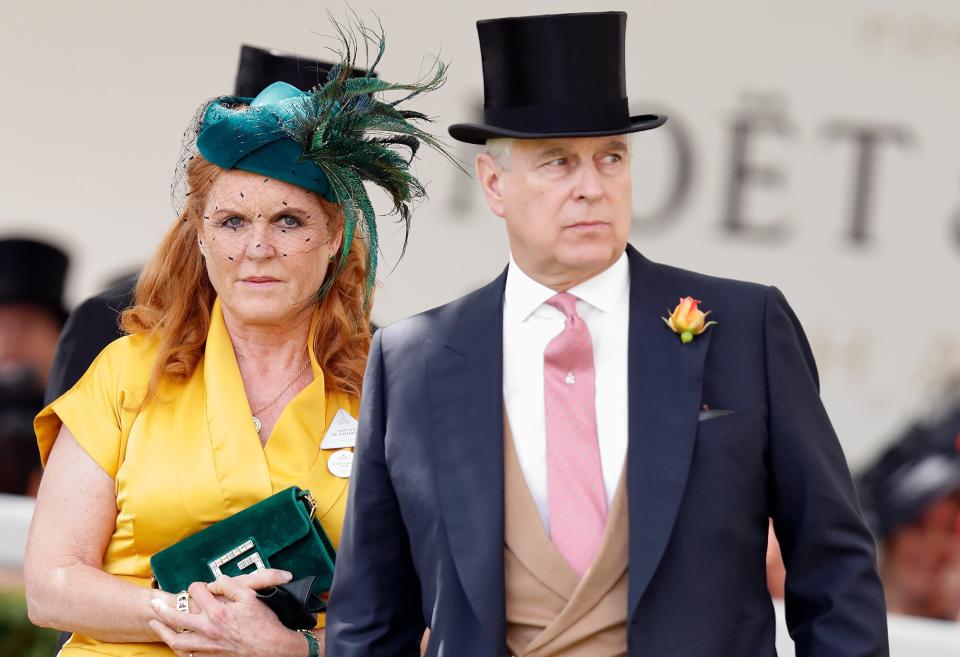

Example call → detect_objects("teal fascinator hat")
197 82 335 200
188 21 459 311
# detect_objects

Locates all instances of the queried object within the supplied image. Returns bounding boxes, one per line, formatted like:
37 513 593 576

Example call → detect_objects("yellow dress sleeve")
34 336 142 478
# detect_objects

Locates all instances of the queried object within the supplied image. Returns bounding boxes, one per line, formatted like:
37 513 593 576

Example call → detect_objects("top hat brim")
448 113 667 145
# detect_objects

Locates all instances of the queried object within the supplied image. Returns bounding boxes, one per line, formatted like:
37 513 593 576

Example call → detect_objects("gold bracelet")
298 628 320 657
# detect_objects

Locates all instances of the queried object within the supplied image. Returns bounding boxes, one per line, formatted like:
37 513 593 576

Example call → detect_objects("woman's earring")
328 253 335 262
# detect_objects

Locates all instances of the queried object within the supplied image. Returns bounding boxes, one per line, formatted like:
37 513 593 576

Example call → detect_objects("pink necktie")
543 292 607 577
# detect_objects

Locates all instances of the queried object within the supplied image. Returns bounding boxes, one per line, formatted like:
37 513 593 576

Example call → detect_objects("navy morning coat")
326 245 889 657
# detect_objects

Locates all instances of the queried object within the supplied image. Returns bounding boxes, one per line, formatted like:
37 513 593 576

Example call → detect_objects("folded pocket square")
698 409 735 421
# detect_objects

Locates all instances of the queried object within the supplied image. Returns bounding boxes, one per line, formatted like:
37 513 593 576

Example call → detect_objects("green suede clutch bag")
150 486 336 597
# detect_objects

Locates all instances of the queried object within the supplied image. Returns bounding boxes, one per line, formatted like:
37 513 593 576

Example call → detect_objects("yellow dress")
35 298 358 656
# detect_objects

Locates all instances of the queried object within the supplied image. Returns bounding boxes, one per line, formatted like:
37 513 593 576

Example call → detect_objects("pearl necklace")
251 357 311 433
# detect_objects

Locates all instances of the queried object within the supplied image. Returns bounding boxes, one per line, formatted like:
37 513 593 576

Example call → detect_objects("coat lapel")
426 270 508 648
624 246 713 619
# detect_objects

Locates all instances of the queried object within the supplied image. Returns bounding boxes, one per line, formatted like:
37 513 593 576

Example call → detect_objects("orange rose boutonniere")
662 297 717 343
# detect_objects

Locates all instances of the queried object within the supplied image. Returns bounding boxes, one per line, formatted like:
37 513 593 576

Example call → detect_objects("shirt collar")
504 250 630 323
569 251 629 314
504 256 555 324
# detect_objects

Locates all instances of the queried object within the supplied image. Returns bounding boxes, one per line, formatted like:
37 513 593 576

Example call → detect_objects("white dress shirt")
503 252 630 534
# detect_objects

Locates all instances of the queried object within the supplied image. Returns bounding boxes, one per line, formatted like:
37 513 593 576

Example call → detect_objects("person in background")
928 398 960 621
764 521 787 600
858 405 960 622
0 238 68 495
0 238 68 391
0 377 44 496
44 43 360 406
44 272 136 406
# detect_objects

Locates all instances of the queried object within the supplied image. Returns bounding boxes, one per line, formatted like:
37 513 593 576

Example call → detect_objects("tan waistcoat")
504 427 629 657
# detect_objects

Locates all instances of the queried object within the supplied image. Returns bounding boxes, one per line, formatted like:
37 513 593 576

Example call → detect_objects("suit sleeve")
763 286 889 657
326 330 425 656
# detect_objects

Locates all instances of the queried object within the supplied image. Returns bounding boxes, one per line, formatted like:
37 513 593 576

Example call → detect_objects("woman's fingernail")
281 571 293 582
150 598 168 611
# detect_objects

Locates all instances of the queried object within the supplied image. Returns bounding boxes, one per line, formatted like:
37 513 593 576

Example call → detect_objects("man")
327 12 888 657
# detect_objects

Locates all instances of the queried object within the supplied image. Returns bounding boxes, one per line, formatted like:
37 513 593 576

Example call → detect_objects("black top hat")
0 238 69 324
448 11 666 145
235 44 376 98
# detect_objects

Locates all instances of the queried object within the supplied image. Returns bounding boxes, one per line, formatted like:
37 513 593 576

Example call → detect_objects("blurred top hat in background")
235 44 375 98
0 238 69 324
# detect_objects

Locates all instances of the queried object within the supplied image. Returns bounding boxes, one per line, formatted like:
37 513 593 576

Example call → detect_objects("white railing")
774 600 960 656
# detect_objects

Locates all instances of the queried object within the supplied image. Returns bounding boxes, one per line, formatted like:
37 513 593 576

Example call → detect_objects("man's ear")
475 152 507 218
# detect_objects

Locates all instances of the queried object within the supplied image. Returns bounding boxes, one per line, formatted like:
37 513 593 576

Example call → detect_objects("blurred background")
0 0 957 652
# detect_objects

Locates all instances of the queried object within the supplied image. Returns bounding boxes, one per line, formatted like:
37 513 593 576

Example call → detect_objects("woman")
24 25 453 657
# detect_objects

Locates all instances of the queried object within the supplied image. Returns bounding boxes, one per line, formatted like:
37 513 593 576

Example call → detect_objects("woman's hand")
149 569 310 657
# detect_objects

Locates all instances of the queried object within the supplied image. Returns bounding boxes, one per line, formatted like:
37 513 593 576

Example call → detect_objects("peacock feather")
282 15 462 314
